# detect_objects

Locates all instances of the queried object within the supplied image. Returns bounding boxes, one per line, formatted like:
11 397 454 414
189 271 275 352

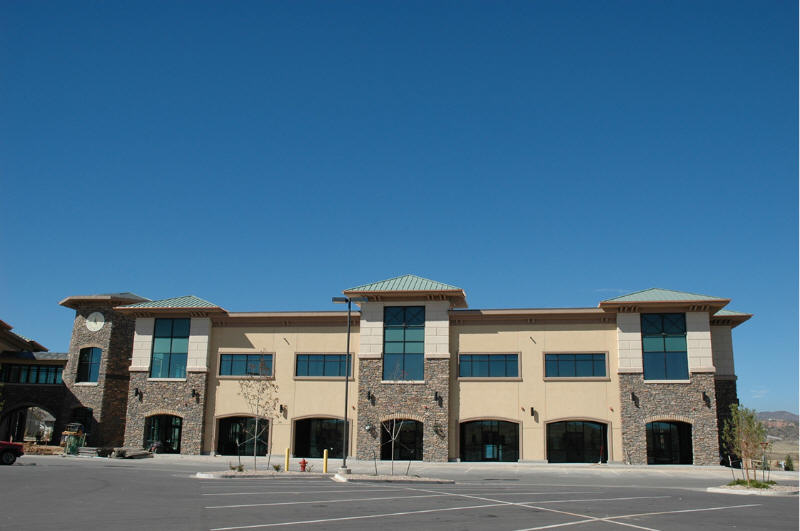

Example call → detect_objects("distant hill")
757 411 799 423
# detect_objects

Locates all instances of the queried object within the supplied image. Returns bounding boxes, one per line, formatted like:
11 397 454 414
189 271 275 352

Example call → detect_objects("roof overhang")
0 319 47 351
450 307 614 325
598 299 730 314
342 289 468 308
114 306 228 318
711 313 753 328
60 293 149 310
214 311 358 327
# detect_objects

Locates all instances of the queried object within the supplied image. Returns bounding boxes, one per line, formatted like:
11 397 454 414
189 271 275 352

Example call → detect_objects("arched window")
547 421 608 463
460 420 519 462
380 419 423 460
646 421 693 464
144 415 182 453
77 348 101 382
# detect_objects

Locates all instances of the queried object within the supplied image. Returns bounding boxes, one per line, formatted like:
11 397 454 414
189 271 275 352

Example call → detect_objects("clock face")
86 312 105 332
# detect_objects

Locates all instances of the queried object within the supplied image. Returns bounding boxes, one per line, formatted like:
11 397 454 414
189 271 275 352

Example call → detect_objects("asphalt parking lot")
1 456 797 530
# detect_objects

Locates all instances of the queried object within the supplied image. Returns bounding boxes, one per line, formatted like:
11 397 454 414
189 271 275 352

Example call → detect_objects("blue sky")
1 1 797 412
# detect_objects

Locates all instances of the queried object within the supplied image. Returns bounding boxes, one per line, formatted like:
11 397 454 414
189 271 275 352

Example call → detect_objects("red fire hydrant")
299 458 308 472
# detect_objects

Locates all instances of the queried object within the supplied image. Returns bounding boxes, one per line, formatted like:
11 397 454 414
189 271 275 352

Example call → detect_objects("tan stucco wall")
204 326 359 456
710 325 735 377
451 323 622 462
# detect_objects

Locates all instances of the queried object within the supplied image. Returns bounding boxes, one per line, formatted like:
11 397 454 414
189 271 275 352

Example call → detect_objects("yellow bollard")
323 449 328 473
284 448 290 472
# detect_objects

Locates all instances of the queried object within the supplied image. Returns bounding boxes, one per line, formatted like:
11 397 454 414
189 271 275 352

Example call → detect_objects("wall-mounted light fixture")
133 387 141 398
366 390 374 401
434 391 440 402
279 404 287 414
702 391 711 408
530 407 535 417
191 388 200 399
630 392 640 408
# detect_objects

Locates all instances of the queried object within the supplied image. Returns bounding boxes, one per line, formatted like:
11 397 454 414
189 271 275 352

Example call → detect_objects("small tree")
382 418 406 476
722 403 766 483
238 359 280 471
785 455 794 471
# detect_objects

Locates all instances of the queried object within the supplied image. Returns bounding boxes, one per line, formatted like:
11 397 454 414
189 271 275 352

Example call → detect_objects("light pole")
332 295 367 472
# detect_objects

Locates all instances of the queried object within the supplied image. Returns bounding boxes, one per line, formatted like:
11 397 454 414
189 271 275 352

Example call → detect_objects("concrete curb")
333 473 454 484
194 471 332 479
706 486 799 497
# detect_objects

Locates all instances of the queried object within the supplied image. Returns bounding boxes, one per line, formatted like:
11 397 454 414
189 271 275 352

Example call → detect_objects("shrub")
727 479 776 489
229 463 244 472
785 455 794 471
271 464 282 472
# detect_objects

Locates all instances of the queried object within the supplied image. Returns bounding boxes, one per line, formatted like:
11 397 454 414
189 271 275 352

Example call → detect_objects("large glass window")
641 314 688 380
383 306 424 381
219 354 273 376
150 318 190 379
144 414 182 453
380 419 423 460
546 421 608 463
294 418 347 458
460 420 519 462
1 364 63 384
295 354 351 377
459 354 518 378
77 347 102 382
217 417 269 456
545 354 606 378
646 421 693 464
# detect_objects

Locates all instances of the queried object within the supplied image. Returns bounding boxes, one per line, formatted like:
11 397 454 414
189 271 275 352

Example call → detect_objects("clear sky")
1 2 797 412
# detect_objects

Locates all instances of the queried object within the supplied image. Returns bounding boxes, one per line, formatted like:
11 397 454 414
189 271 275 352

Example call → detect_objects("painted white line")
203 488 399 496
515 503 762 531
208 502 507 530
521 495 671 505
205 493 451 509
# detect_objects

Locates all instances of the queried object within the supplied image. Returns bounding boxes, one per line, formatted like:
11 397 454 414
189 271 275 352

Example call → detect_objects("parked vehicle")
0 441 24 465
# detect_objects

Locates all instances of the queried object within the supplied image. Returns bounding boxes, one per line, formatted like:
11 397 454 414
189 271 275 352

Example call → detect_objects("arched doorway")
646 421 693 464
217 417 269 456
1 406 56 444
144 415 182 453
294 418 347 458
380 419 423 460
460 420 519 462
547 420 608 463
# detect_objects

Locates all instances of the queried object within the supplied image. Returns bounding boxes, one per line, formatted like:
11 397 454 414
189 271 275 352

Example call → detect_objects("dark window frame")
0 364 63 384
641 313 688 381
218 354 274 377
382 306 425 381
76 347 102 382
544 353 607 378
458 354 520 378
295 354 352 378
150 318 190 379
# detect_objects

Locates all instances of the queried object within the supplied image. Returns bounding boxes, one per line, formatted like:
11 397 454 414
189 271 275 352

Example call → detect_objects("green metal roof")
346 274 461 292
119 295 219 309
714 309 750 316
602 288 726 303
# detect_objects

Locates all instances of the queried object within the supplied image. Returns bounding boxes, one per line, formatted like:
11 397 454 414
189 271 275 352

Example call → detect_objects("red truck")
0 441 24 465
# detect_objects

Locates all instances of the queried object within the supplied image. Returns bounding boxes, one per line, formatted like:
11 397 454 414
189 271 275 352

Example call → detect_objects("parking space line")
203 488 400 496
208 502 509 530
515 503 762 531
521 495 671 504
205 493 451 509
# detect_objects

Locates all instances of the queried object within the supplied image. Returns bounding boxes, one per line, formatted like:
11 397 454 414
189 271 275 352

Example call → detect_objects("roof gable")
601 288 725 303
119 295 220 309
345 274 461 292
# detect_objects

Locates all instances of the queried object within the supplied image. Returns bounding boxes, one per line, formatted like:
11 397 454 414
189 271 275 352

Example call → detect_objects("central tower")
348 275 467 462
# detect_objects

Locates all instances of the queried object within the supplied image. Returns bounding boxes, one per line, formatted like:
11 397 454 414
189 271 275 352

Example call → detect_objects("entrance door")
646 421 693 464
547 421 608 463
380 419 423 460
294 418 346 458
460 420 519 462
217 417 269 456
144 415 182 453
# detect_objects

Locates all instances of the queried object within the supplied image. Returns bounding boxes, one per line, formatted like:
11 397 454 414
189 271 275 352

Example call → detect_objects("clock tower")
59 292 149 447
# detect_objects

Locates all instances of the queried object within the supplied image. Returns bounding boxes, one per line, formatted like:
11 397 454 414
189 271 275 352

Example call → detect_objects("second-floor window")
545 353 607 378
295 354 351 377
76 347 102 382
150 318 190 379
1 364 63 384
459 354 519 378
641 313 688 380
383 306 425 381
219 354 273 376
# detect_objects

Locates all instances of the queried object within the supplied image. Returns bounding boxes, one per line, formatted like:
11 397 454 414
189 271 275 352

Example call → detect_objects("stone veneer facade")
356 358 449 462
123 370 208 454
61 304 136 447
619 373 719 465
